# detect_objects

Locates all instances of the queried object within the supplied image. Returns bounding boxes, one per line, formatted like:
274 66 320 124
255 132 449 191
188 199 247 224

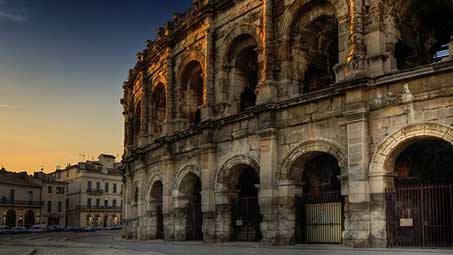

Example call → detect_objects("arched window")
151 84 166 136
394 0 453 70
290 1 338 93
226 34 259 112
180 61 204 125
134 103 141 138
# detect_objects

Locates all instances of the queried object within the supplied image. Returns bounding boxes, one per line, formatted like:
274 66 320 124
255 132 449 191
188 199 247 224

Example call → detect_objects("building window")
112 200 117 207
66 198 69 209
58 201 62 212
105 182 109 193
47 201 52 212
87 198 92 208
48 186 53 194
96 199 100 207
88 181 92 190
27 191 33 202
96 182 100 191
10 189 15 202
113 183 117 193
104 198 108 208
56 187 65 194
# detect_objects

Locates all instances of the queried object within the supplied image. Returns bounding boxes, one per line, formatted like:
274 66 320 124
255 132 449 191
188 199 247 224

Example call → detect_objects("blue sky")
0 0 192 172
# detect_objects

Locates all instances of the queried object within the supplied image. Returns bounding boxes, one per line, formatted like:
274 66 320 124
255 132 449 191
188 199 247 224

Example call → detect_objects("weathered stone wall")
121 0 453 248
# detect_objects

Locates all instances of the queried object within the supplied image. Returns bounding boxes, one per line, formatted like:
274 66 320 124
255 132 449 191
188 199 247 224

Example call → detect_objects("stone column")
215 190 236 242
256 0 277 105
162 156 176 241
139 71 149 146
338 0 367 80
275 181 302 245
200 143 217 242
364 0 396 76
343 89 371 247
257 128 278 244
173 196 188 241
202 14 216 121
163 49 175 136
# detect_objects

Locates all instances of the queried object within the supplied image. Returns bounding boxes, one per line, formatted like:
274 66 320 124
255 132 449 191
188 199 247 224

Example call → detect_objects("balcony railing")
76 205 122 211
0 199 43 207
86 188 104 194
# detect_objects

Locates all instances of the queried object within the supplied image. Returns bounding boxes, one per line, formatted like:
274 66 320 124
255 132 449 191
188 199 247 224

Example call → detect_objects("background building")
121 0 453 248
53 154 122 228
0 168 67 228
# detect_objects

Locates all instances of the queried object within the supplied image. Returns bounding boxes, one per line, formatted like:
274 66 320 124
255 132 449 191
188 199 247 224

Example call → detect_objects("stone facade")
121 0 453 247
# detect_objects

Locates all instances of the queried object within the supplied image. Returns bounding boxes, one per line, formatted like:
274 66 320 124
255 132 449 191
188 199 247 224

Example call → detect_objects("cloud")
0 0 27 22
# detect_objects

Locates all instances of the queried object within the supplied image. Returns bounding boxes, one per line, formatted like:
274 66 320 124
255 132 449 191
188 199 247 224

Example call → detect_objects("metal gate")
386 183 453 247
186 202 203 240
296 191 343 244
232 197 262 241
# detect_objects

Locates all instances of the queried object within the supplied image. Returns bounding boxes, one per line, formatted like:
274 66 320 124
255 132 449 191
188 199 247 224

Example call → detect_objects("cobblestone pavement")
0 231 452 255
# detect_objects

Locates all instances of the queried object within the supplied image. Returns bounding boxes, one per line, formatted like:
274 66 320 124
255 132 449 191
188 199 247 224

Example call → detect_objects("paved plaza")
0 231 452 255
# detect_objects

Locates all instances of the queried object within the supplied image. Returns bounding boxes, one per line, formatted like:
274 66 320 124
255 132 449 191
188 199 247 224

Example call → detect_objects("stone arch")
219 24 263 68
278 139 347 185
280 0 345 40
369 122 453 176
176 51 206 84
215 155 260 190
173 164 202 194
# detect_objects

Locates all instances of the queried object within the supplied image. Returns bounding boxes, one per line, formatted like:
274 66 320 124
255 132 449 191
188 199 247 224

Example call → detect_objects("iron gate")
186 202 203 241
386 183 453 247
231 196 262 241
296 191 343 244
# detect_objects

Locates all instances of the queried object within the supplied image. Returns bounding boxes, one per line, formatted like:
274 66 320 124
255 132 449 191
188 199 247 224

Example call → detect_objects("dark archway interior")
181 61 204 125
180 173 203 241
150 181 164 239
301 15 339 93
232 165 262 242
236 45 258 111
6 209 16 228
395 139 453 184
300 153 341 193
24 210 35 228
395 0 453 70
152 84 166 136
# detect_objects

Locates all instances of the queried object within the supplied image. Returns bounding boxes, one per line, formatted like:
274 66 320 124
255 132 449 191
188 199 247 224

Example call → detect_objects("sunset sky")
0 0 191 173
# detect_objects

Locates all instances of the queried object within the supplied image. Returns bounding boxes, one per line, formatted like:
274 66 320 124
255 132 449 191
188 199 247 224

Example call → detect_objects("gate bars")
386 183 453 247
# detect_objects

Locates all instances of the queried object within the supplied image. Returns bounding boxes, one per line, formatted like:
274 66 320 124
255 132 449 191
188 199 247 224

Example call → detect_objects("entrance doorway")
293 152 343 244
386 138 453 247
231 165 262 242
178 172 203 241
6 209 16 228
150 181 164 239
24 210 35 228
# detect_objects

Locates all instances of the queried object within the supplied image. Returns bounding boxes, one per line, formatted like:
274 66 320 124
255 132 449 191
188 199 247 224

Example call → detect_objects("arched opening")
112 214 118 225
6 209 16 228
230 164 262 242
290 1 338 93
94 214 101 227
227 35 259 112
149 181 164 239
178 173 203 241
394 0 453 70
290 152 343 244
151 84 166 137
386 138 453 247
180 61 204 125
86 214 92 226
103 214 108 228
24 210 35 228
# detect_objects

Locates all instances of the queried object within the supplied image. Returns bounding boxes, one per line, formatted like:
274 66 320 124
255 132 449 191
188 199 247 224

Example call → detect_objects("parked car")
30 224 44 233
0 225 10 235
109 224 122 230
94 226 104 231
47 225 65 232
84 226 96 232
11 226 28 234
